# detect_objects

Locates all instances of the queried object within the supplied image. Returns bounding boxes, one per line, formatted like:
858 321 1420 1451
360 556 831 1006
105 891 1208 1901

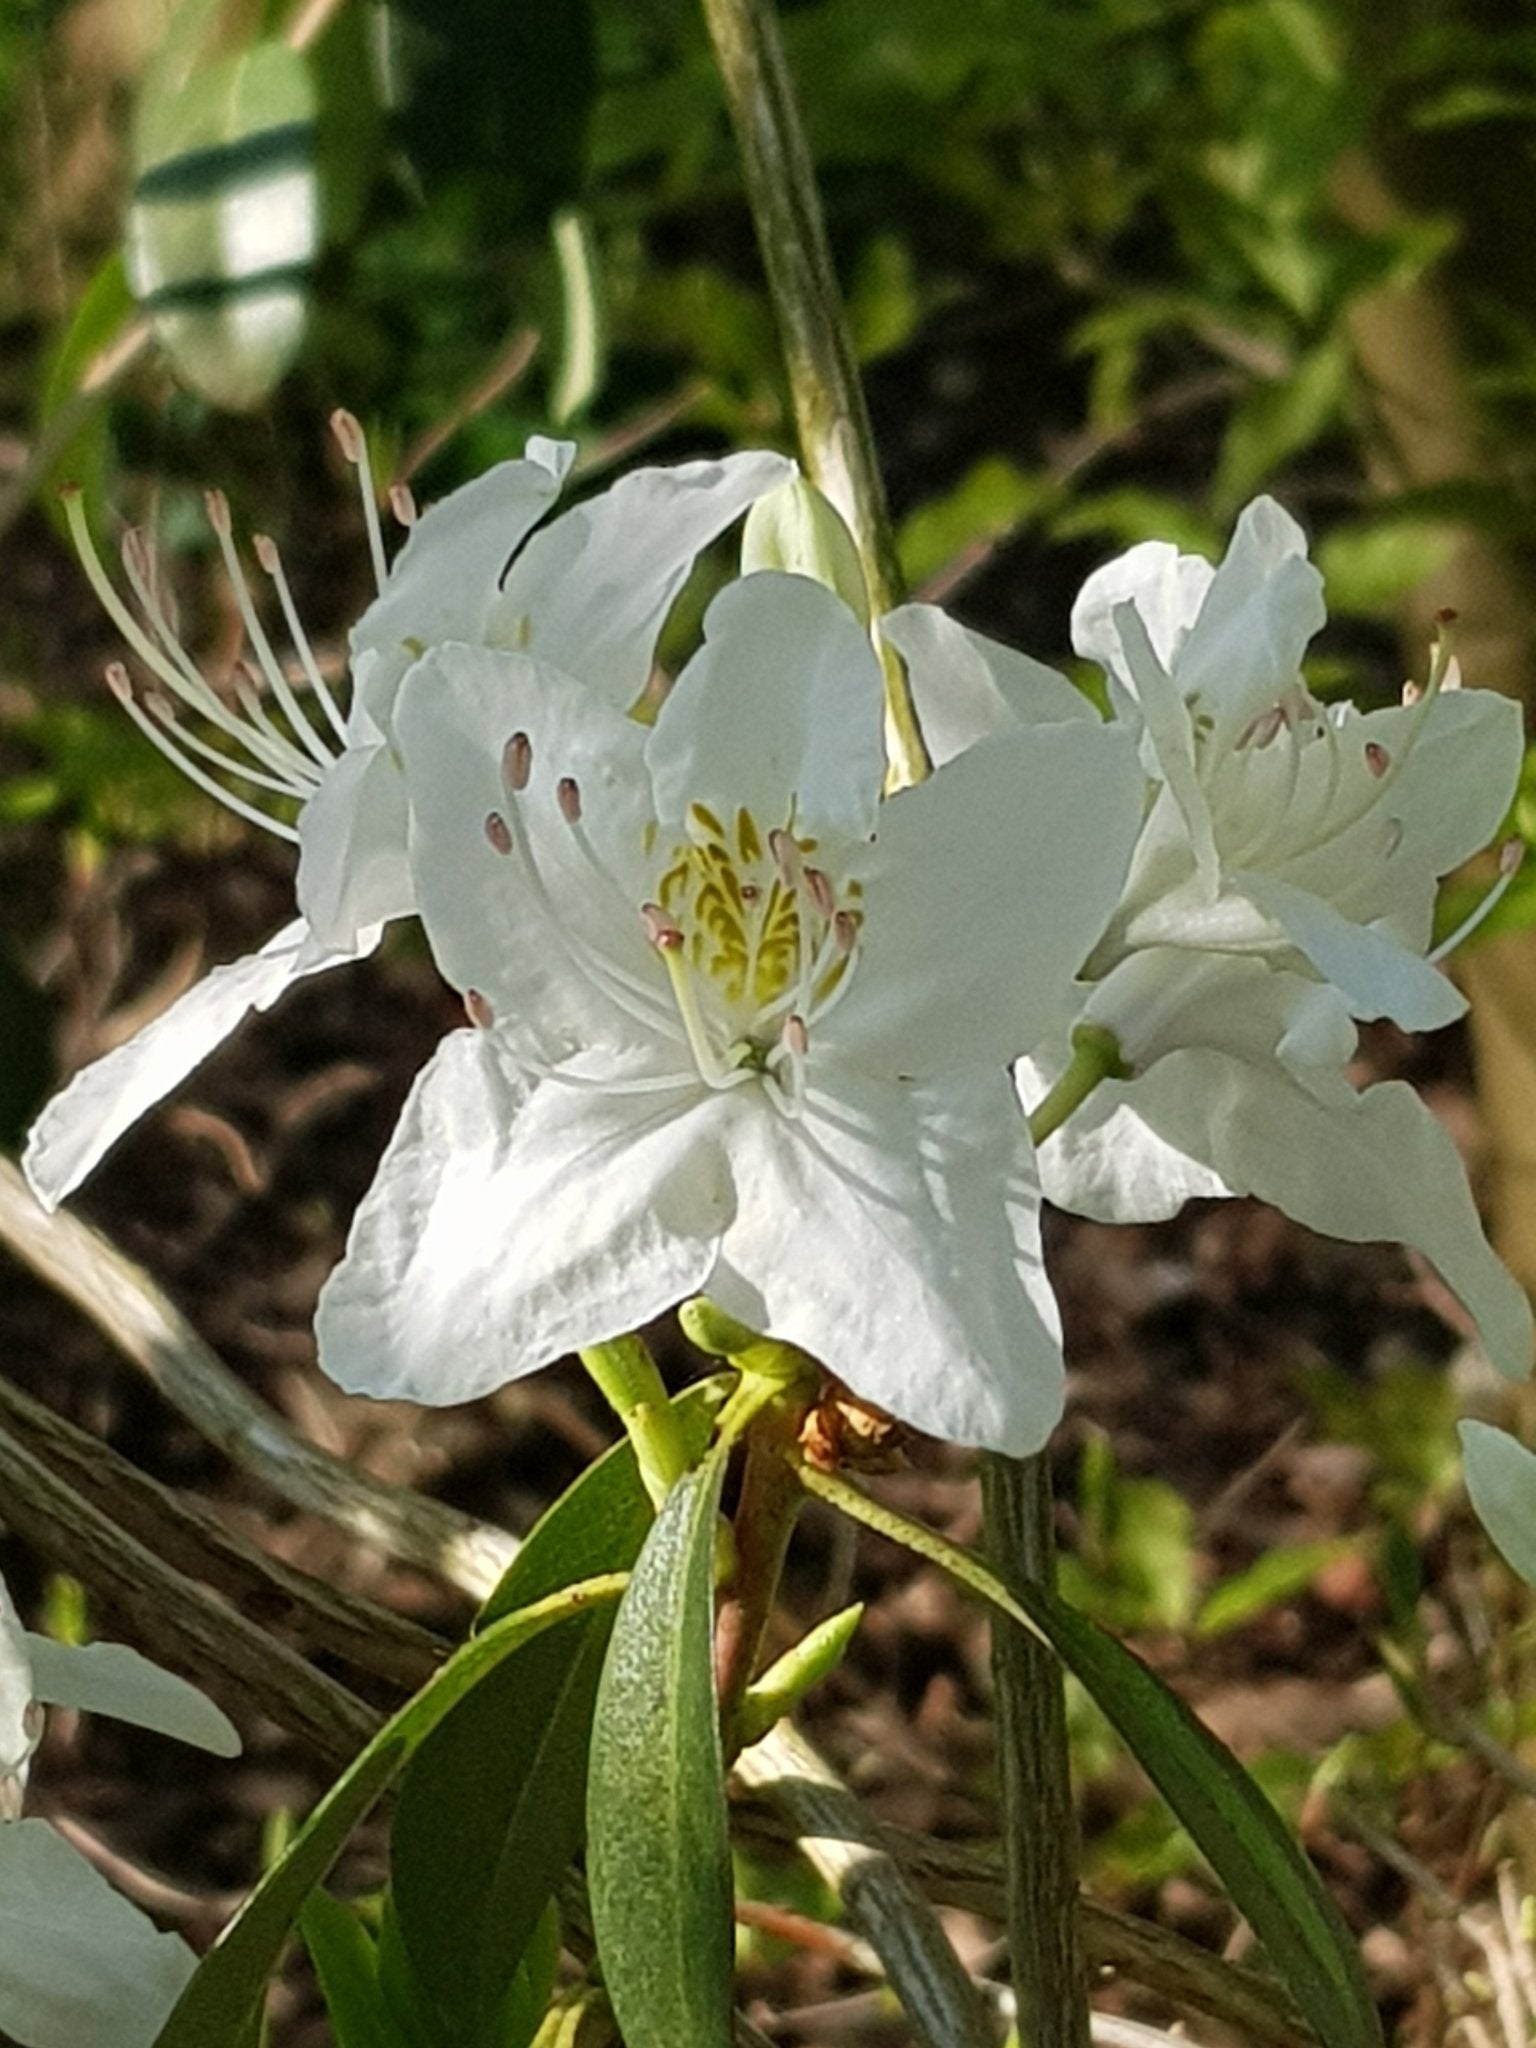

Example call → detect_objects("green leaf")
587 1454 732 2048
488 1901 560 2048
376 1897 448 2048
1212 334 1348 516
128 14 319 410
150 1575 625 2048
299 1890 410 2048
479 1378 730 1626
381 0 596 212
35 254 135 528
1196 1539 1357 1637
388 1380 729 2044
798 1463 1383 2048
389 1616 609 2045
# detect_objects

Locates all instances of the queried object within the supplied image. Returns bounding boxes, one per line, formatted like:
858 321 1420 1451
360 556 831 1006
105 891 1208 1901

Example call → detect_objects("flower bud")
742 477 871 626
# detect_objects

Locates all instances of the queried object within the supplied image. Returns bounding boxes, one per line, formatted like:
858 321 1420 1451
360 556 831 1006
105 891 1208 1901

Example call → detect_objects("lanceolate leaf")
587 1453 733 2048
387 1380 730 2042
150 1575 624 2048
797 1461 1383 2048
298 1890 411 2048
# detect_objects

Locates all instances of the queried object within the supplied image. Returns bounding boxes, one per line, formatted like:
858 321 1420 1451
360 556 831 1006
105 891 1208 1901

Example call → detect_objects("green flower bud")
741 477 871 626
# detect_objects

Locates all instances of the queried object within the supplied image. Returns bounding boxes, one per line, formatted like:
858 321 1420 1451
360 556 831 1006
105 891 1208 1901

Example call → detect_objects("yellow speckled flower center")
647 801 863 1093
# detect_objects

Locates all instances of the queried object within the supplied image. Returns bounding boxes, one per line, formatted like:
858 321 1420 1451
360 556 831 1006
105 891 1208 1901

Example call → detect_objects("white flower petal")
25 1639 239 1757
316 1030 731 1404
0 1581 34 1797
648 573 886 843
824 720 1143 1077
295 742 411 950
1043 1049 1532 1380
352 447 572 690
1460 1420 1536 1589
1175 498 1325 739
22 918 379 1211
1235 869 1466 1029
1079 950 1359 1082
709 1066 1064 1453
0 1820 196 2048
492 450 795 709
1371 689 1524 935
1071 538 1212 692
882 601 1091 767
395 643 657 1054
1110 601 1217 890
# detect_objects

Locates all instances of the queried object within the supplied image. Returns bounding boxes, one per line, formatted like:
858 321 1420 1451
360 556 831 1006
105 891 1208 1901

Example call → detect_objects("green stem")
697 0 929 787
578 1336 692 1509
1026 1023 1129 1149
981 1453 1091 2048
795 1449 1089 2041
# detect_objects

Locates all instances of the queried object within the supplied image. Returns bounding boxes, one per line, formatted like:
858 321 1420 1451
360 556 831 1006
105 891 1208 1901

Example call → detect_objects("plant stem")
579 1336 692 1508
1026 1023 1128 1149
697 0 929 787
980 1451 1090 2048
699 0 1090 2033
715 1424 806 1750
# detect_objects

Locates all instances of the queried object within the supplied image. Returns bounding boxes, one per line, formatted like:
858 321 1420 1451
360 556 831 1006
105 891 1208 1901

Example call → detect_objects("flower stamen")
1429 839 1526 962
330 407 390 593
252 533 350 746
105 665 301 841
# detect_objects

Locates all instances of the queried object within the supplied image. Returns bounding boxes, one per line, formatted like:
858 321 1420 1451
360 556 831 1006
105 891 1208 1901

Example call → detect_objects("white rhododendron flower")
316 571 1144 1453
1460 1419 1536 1590
1007 498 1531 1378
25 431 792 1208
0 1571 239 2048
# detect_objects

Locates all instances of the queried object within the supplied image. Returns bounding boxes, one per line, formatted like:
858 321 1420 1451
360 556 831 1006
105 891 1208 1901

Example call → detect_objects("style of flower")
1005 497 1531 1379
0 1573 238 2048
24 428 792 1208
315 570 1144 1453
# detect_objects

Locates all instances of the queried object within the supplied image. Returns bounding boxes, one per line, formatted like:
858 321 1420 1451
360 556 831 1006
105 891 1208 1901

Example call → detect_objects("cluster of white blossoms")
0 1573 238 2048
22 444 1534 1459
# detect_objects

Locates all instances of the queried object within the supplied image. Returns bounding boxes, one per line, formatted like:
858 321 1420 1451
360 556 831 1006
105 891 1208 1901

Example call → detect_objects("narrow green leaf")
1196 1539 1357 1637
150 1575 624 2048
587 1454 732 2048
36 255 134 527
480 1377 729 1625
389 1616 609 2043
798 1462 1383 2048
376 1897 448 2048
388 1379 728 2043
489 1901 560 2048
299 1890 410 2048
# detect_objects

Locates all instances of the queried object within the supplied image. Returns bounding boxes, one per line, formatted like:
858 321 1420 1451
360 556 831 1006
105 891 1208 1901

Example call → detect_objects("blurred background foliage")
4 0 1534 1165
5 0 1536 1997
0 3 1533 1262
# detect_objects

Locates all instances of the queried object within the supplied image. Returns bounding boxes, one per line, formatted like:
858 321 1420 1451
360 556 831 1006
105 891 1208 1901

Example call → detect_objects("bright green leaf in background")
128 4 318 409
